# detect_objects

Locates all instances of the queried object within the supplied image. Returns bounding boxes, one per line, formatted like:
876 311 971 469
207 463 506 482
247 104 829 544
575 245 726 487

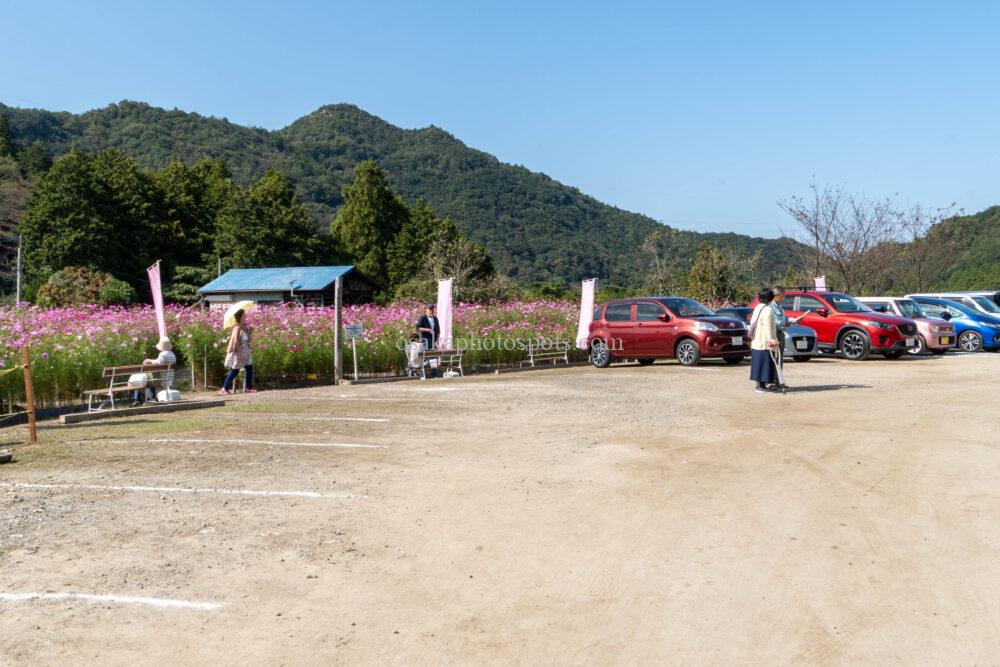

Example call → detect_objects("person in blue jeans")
219 309 256 394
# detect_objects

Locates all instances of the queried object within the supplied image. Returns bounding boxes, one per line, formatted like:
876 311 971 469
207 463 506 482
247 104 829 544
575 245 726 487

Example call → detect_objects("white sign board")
814 276 827 292
344 323 364 339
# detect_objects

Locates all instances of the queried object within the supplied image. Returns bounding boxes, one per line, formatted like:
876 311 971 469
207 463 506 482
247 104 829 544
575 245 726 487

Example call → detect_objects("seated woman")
131 337 176 406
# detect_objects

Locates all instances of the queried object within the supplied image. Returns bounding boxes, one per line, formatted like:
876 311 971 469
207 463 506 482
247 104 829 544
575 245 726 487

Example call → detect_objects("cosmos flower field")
0 301 583 409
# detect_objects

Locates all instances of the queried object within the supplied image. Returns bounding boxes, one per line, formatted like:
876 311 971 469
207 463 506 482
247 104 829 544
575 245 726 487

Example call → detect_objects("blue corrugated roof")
198 267 355 293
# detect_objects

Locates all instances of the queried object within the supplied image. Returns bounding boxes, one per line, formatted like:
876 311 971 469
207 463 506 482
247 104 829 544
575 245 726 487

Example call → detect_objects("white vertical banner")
436 278 454 350
814 276 827 291
576 278 597 349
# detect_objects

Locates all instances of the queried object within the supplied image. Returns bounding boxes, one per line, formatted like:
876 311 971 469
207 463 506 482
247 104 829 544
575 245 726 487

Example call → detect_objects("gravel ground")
1 352 999 664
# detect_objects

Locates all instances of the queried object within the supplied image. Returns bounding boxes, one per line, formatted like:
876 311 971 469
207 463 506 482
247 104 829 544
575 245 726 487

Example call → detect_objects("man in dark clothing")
416 304 440 350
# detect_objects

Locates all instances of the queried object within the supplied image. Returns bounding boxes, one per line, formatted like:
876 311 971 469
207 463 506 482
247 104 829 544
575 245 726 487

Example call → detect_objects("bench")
520 341 570 367
84 363 175 412
406 348 464 379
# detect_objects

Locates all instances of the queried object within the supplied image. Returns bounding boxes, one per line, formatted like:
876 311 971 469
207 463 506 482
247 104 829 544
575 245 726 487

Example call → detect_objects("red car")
587 297 749 367
750 290 919 361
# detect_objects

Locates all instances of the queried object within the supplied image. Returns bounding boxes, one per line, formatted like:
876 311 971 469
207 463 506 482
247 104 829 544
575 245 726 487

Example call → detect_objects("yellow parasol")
223 300 255 329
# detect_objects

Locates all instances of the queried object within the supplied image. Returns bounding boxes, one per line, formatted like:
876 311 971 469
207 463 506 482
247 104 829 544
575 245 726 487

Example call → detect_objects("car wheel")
675 339 702 366
883 350 904 359
958 330 983 352
792 355 812 362
909 335 928 355
589 339 612 368
637 358 655 366
839 330 870 361
929 348 948 356
722 355 744 365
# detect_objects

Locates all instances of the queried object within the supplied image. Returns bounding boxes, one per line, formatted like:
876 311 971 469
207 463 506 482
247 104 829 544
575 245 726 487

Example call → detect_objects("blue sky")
2 0 998 237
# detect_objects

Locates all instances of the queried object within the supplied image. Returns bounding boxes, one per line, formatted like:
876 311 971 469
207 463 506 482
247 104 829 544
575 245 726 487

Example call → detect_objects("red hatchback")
587 297 749 367
751 290 919 361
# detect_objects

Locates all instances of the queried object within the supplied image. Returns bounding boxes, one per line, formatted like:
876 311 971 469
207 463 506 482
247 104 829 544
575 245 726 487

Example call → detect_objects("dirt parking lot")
2 352 999 664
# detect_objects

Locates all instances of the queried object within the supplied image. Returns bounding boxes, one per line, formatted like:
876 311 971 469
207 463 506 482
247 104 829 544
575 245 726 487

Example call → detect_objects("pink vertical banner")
147 261 168 339
576 278 597 349
814 275 827 292
436 278 453 350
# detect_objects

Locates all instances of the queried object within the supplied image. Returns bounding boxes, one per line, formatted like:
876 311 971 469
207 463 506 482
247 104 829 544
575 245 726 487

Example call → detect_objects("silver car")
714 307 819 361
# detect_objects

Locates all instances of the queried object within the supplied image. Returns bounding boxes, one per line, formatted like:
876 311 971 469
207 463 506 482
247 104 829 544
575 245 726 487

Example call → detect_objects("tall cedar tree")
155 158 236 270
330 160 408 288
0 114 16 158
215 170 322 268
386 198 458 287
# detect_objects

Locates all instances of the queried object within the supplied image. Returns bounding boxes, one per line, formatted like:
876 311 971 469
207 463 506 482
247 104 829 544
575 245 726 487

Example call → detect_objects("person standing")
749 288 780 393
770 284 788 388
219 309 257 395
416 303 440 350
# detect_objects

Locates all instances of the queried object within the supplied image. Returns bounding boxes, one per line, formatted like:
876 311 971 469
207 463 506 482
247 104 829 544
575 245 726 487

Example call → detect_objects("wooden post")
21 344 37 444
333 276 343 385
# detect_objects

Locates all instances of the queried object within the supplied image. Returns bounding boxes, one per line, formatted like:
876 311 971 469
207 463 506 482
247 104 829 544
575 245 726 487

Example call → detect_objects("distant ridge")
1 99 802 285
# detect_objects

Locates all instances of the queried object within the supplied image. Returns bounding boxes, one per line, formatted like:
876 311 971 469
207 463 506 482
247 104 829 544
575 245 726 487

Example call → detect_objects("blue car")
909 296 1000 352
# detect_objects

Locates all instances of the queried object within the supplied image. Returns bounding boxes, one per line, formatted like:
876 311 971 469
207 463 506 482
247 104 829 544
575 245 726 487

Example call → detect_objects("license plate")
795 340 808 350
905 337 916 347
731 336 743 346
939 336 950 345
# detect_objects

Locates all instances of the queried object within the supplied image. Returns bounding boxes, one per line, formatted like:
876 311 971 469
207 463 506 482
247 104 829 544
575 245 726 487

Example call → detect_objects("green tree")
386 198 458 289
20 148 161 287
154 158 236 269
0 114 16 159
215 170 322 267
330 160 409 288
16 141 52 176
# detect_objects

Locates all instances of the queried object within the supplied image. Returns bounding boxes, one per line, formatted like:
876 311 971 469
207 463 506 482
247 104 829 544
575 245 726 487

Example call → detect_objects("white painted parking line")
228 414 389 423
0 482 358 499
0 592 223 610
150 438 386 449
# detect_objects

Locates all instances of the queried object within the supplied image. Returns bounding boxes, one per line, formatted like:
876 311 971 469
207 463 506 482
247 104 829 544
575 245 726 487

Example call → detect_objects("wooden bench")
520 341 570 367
84 363 174 412
406 348 463 379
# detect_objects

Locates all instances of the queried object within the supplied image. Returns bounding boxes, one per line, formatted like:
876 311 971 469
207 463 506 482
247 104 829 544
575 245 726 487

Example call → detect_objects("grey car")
714 307 819 361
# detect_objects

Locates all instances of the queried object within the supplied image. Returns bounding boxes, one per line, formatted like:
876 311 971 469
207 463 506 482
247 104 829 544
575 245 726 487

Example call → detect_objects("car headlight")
931 325 951 333
863 320 893 330
695 321 719 332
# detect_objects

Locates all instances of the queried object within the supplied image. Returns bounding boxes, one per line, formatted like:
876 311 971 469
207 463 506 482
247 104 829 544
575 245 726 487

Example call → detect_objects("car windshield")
657 297 716 318
970 296 1000 313
827 293 873 313
895 299 924 318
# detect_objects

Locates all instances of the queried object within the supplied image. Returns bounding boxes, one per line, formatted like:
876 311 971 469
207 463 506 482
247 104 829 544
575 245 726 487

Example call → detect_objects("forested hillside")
1 100 801 286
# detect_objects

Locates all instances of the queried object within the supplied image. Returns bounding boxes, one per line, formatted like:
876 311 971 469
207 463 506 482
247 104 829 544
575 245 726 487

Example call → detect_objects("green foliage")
216 170 324 267
386 198 457 288
685 243 763 304
99 278 137 305
16 141 51 176
35 266 124 306
330 160 409 288
2 100 805 287
163 264 217 304
0 114 15 159
926 206 1000 290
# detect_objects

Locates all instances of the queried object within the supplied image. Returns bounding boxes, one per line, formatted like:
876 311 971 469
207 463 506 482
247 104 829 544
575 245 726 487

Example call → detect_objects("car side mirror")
816 307 829 318
657 313 670 322
941 312 952 321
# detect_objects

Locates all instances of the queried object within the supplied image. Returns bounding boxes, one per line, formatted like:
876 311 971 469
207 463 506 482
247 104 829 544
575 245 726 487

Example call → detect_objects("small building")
197 266 377 307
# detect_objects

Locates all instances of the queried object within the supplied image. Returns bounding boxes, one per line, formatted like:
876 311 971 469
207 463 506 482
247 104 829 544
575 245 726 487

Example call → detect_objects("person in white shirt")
132 336 177 405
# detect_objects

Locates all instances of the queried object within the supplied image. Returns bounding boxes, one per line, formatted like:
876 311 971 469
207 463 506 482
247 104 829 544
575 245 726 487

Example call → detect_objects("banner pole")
21 344 37 444
333 276 343 385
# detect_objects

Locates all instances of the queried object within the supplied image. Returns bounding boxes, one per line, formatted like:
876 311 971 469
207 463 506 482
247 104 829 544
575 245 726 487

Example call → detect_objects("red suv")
587 297 749 367
751 290 919 361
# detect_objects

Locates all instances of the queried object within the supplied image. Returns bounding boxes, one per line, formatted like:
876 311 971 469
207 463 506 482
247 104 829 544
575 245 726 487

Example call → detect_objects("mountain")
1 100 802 286
924 206 1000 289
